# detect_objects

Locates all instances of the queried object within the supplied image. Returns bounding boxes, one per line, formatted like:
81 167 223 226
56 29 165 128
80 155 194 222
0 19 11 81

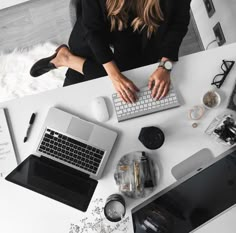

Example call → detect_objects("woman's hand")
103 60 139 103
110 73 139 103
148 68 171 100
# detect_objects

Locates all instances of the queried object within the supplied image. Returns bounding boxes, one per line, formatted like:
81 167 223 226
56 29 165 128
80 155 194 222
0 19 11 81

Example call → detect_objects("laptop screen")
6 155 97 212
132 148 236 233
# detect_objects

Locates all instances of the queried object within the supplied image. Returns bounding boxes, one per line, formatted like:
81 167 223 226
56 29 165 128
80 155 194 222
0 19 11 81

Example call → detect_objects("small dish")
188 105 205 120
104 194 126 222
202 90 221 109
114 151 159 199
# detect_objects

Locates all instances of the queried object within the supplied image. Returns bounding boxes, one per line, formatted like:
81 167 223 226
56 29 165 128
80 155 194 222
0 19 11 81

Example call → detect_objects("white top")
0 43 236 233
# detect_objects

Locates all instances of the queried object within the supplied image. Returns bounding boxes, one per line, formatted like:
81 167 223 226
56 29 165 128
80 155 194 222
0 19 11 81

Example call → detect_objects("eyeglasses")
211 60 235 88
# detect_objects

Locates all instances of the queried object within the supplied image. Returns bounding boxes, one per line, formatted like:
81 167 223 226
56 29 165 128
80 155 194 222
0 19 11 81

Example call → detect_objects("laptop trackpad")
66 117 94 141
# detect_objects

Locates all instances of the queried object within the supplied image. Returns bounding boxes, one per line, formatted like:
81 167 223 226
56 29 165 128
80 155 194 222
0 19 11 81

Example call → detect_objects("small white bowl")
202 90 221 109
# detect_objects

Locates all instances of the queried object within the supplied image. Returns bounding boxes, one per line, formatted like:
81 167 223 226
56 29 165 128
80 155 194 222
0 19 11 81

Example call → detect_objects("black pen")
24 113 36 143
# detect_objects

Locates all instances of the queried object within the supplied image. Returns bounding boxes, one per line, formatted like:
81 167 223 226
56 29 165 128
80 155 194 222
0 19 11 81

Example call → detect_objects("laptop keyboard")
112 85 180 122
38 128 105 174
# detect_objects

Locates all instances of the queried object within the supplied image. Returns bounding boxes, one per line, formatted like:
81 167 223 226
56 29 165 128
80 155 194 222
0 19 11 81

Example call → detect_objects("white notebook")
0 108 17 177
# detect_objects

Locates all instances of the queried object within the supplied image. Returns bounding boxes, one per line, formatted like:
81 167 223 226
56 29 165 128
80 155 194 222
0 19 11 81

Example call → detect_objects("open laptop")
6 107 117 211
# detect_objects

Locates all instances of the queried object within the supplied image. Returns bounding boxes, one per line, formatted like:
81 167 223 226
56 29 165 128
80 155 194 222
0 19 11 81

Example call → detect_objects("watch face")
165 61 173 70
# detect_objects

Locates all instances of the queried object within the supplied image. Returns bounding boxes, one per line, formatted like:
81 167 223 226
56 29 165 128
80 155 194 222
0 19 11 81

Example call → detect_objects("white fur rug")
0 42 67 102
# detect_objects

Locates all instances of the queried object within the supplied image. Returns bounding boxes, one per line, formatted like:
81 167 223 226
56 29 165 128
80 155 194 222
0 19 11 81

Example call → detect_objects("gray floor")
0 0 72 52
0 0 203 56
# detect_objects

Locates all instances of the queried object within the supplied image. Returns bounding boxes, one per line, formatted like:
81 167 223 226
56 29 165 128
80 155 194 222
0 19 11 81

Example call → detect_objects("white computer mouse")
91 96 109 122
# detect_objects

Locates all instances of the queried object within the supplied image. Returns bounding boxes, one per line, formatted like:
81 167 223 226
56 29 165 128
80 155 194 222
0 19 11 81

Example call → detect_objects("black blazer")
70 0 191 65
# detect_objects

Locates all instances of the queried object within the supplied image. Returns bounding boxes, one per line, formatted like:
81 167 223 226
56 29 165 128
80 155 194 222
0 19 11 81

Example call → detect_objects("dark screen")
132 149 236 233
6 155 97 212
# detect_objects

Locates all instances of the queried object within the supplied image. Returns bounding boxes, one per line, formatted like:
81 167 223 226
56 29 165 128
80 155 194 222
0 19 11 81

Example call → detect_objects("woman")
30 0 191 103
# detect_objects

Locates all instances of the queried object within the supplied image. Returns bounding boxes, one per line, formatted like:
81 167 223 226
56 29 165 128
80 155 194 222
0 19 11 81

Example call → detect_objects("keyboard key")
94 157 101 163
99 150 104 155
94 153 102 159
114 97 120 103
45 134 53 139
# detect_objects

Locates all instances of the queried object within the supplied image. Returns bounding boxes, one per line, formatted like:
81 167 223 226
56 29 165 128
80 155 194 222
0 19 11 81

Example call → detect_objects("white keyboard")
112 85 181 122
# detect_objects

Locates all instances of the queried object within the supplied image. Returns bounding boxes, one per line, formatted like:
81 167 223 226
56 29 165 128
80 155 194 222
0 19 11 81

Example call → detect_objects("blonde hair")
106 0 164 38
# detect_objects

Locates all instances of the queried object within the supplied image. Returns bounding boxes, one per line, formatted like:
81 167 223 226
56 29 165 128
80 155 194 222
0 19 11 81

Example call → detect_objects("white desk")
0 43 236 233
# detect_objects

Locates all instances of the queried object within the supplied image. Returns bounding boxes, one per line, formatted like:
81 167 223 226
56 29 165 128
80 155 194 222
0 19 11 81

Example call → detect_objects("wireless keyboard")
112 85 181 122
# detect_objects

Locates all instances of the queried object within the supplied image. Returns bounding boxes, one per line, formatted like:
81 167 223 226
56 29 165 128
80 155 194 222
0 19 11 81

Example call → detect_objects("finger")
123 87 135 103
160 82 170 99
151 81 160 98
127 84 138 101
148 78 154 90
127 82 139 92
127 83 137 95
117 91 125 102
121 88 132 103
155 84 165 100
118 91 128 103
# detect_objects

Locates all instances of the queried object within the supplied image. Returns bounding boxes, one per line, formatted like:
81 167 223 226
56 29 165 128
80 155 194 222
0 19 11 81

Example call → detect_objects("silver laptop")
34 107 117 180
6 107 118 211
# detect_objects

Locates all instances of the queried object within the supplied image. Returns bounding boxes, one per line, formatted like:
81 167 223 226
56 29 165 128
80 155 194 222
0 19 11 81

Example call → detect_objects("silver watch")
158 60 173 71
